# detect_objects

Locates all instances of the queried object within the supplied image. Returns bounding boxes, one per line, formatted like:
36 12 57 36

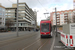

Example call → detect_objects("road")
0 31 35 41
0 31 54 50
0 31 75 50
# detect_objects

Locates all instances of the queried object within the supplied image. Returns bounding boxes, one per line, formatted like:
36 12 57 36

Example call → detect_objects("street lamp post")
55 7 57 37
16 0 19 37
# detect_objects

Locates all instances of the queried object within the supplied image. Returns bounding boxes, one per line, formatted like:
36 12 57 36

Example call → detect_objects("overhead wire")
36 0 47 11
8 0 14 3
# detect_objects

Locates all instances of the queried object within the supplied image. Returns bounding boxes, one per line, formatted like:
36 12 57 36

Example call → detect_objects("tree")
67 18 71 24
37 25 40 28
5 20 14 31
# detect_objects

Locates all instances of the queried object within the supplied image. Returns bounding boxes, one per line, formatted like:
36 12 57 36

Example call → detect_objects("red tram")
40 20 52 38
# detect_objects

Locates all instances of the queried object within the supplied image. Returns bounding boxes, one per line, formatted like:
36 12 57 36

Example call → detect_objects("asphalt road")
0 31 54 50
0 31 35 41
0 31 75 50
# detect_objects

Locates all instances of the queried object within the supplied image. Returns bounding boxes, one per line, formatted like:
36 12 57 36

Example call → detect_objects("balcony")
6 15 15 16
6 17 15 19
18 5 25 7
18 18 31 23
18 12 25 14
64 18 68 20
18 9 25 11
6 11 15 13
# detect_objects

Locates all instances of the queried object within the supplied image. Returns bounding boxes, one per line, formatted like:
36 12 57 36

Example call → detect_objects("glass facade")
0 13 2 15
0 6 5 26
0 7 2 11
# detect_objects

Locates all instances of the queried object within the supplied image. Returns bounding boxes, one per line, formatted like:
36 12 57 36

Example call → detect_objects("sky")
0 0 73 25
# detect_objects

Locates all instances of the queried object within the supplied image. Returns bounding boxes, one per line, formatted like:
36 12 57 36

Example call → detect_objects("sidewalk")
53 33 75 50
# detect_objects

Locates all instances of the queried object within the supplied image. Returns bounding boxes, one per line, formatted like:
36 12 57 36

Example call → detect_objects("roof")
40 20 51 23
5 7 17 9
0 5 5 8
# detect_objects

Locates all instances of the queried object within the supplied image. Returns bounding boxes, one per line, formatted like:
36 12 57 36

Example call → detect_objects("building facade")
5 2 37 31
50 9 75 26
0 4 5 27
5 7 17 30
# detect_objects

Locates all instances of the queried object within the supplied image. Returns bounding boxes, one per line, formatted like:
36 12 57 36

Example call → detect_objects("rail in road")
0 31 74 50
0 31 54 50
0 31 35 41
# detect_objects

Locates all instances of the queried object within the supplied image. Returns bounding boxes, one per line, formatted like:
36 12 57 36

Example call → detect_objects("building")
50 9 75 26
5 2 37 31
0 4 5 28
5 7 17 30
73 0 75 23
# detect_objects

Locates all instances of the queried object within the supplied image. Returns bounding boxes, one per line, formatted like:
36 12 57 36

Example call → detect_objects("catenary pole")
17 0 19 37
55 7 57 37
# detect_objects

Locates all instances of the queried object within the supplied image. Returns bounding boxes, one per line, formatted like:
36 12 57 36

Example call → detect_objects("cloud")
0 0 12 7
0 0 73 25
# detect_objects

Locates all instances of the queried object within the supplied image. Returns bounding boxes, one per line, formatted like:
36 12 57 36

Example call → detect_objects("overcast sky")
0 0 73 25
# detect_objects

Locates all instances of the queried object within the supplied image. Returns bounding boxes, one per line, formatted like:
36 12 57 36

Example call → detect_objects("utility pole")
55 7 57 37
16 0 19 37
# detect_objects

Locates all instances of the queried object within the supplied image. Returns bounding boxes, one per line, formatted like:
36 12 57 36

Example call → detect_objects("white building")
5 2 37 31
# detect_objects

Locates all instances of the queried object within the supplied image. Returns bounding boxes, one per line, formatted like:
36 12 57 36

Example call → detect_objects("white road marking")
22 39 40 50
50 35 55 50
38 40 49 50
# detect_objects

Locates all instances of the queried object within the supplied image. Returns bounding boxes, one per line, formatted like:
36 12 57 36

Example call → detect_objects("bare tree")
5 20 14 31
67 18 71 24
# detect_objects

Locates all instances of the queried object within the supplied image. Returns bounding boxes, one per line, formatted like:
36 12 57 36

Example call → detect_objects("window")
19 4 25 6
21 23 22 26
19 11 25 13
0 18 2 20
0 22 2 25
3 13 5 16
69 13 71 15
19 14 25 16
73 11 75 12
57 13 59 14
7 10 15 12
0 13 2 15
3 8 5 12
18 7 25 9
53 13 55 15
41 23 49 32
6 13 7 15
0 7 2 11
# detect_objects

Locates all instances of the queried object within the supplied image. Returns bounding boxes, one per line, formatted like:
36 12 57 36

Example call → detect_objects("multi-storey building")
0 4 5 27
5 2 37 31
5 7 17 30
50 9 75 26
